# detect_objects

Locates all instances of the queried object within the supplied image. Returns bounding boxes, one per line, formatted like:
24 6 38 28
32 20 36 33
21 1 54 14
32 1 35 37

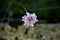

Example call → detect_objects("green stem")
2 0 13 23
17 3 28 12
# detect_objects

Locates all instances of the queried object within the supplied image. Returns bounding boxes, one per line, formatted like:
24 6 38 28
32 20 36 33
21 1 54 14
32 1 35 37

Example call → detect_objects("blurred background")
0 0 60 23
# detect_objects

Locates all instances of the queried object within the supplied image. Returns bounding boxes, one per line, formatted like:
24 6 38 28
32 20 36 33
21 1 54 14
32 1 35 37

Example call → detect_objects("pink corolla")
22 12 38 26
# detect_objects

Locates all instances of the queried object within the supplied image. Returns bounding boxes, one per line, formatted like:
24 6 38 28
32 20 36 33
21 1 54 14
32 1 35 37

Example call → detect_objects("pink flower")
22 12 38 26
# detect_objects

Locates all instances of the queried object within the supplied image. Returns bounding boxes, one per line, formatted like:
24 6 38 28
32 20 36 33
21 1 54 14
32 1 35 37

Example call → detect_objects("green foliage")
0 0 60 18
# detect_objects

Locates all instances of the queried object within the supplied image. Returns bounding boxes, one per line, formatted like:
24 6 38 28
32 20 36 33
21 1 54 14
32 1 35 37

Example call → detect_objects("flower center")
28 16 32 21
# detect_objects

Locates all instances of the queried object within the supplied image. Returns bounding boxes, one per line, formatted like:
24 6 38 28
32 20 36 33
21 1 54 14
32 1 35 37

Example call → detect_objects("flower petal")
26 12 30 16
22 12 38 26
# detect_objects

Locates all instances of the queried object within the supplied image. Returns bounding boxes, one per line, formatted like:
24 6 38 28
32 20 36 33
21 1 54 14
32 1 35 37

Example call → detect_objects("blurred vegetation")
0 0 60 19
